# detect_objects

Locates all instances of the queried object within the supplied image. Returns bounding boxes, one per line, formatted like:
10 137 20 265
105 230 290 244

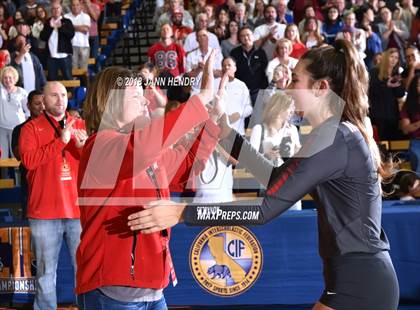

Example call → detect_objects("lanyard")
44 112 67 157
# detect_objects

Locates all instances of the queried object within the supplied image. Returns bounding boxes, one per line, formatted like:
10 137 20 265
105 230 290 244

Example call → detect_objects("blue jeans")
409 139 420 174
29 219 81 310
77 289 168 310
47 55 73 80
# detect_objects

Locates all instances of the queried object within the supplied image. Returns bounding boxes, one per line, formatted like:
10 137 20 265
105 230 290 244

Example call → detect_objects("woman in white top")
266 38 298 82
0 66 29 158
250 92 302 209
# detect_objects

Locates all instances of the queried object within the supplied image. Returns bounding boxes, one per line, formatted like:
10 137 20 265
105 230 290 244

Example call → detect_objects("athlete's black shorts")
319 251 399 310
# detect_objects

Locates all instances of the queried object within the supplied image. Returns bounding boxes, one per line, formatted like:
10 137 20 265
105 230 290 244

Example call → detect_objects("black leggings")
320 251 399 310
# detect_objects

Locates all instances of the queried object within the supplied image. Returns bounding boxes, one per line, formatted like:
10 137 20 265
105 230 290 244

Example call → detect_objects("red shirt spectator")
148 23 186 77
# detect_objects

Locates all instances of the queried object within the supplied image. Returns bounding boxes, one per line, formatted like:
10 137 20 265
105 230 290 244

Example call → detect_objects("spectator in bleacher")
156 0 194 34
189 0 206 20
218 56 252 136
2 0 15 19
11 34 46 92
221 19 239 57
186 28 222 93
273 0 293 24
377 6 409 52
298 5 323 36
11 89 44 220
402 45 420 90
361 24 383 70
398 0 417 30
399 172 420 200
234 2 253 29
7 12 24 41
0 49 11 67
336 11 367 60
19 81 86 310
253 63 291 126
40 1 75 80
400 75 420 173
18 0 37 24
183 13 220 54
31 5 48 66
356 4 378 32
266 39 297 82
215 6 230 30
171 8 193 45
285 23 307 59
249 92 301 209
334 0 347 18
411 9 420 45
252 0 265 27
0 3 12 38
81 0 100 59
0 66 28 159
65 0 91 69
288 0 323 24
204 4 216 28
231 26 268 105
321 6 344 44
301 16 325 49
369 47 406 140
253 5 286 61
148 23 185 78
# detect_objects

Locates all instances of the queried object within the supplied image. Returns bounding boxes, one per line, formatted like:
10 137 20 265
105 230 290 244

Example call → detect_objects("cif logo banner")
0 227 36 295
190 226 262 297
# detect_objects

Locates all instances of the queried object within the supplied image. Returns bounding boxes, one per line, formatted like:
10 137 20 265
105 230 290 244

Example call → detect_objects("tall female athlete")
127 40 400 310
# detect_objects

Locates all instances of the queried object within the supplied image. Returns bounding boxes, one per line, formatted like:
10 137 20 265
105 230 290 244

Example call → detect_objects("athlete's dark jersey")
184 118 390 259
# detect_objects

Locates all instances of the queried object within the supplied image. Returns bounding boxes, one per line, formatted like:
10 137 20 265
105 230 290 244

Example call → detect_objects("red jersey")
148 41 186 77
76 96 218 293
19 113 85 219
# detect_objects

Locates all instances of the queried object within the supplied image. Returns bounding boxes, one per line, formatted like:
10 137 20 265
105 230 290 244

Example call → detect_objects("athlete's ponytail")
301 40 384 176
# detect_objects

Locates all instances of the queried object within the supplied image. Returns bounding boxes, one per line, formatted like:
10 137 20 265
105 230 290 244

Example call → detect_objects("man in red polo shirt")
19 81 87 310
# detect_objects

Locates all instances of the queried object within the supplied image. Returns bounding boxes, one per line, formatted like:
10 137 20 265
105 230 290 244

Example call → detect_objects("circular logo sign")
190 226 263 297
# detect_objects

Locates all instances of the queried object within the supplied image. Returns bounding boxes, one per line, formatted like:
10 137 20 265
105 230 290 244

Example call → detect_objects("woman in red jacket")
76 51 221 309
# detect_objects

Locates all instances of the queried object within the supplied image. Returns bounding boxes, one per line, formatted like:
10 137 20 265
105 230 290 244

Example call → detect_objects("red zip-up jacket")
19 112 85 219
76 96 220 294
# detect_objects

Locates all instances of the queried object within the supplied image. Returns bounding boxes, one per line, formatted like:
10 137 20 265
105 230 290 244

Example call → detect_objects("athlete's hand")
127 200 186 233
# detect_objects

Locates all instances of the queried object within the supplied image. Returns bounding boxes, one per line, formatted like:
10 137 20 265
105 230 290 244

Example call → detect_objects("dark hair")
301 39 382 172
355 4 373 23
225 19 238 38
222 56 236 65
0 3 9 19
405 74 420 116
264 4 277 15
399 173 418 195
238 25 253 37
325 5 340 25
28 90 43 103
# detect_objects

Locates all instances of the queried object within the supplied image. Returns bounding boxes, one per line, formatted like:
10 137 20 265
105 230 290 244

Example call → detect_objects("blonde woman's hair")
377 48 399 81
0 66 19 84
275 38 293 55
261 92 294 127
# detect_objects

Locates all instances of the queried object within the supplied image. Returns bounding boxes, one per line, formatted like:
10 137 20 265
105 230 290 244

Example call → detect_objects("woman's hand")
127 200 186 233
